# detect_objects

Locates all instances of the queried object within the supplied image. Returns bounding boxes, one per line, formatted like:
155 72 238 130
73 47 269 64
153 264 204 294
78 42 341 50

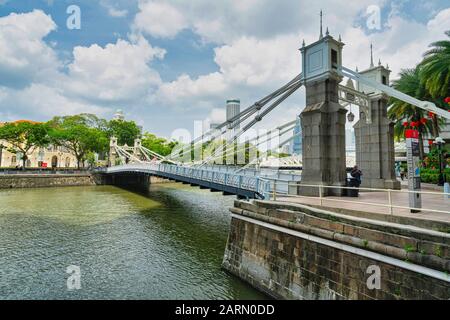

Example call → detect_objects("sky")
0 0 450 139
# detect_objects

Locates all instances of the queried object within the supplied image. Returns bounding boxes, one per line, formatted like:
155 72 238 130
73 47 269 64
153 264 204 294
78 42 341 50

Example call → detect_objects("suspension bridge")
101 21 450 201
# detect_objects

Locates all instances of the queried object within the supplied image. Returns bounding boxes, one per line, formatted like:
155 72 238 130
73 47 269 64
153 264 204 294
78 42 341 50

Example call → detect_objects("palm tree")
420 30 450 99
388 68 435 159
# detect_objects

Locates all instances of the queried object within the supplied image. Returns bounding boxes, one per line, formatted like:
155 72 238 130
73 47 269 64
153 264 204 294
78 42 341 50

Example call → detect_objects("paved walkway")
278 185 450 223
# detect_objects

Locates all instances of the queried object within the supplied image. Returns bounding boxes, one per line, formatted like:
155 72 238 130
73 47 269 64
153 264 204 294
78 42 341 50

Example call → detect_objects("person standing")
350 165 363 187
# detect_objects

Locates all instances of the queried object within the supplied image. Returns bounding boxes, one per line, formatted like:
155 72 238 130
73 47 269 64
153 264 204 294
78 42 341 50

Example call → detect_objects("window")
382 75 387 85
331 49 338 69
51 156 58 168
11 156 16 166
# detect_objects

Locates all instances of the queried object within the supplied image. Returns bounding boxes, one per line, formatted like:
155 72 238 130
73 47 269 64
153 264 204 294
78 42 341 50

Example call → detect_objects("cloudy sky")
0 0 449 138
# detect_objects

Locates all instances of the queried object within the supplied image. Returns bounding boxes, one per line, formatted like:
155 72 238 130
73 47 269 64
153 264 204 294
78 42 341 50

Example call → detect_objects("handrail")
105 163 273 196
265 180 450 215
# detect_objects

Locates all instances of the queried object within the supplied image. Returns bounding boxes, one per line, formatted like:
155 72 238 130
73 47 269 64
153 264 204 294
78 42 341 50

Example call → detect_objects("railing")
105 163 273 197
265 180 450 215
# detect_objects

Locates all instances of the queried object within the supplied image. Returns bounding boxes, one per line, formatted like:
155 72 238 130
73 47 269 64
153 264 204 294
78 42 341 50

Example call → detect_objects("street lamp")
433 136 446 186
0 143 4 168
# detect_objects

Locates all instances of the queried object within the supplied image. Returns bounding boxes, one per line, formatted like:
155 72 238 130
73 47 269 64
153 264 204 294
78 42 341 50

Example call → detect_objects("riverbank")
0 173 95 189
0 172 177 189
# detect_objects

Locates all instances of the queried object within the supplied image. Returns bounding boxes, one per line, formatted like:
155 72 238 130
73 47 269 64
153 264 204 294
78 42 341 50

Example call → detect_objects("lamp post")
433 137 445 186
0 143 4 168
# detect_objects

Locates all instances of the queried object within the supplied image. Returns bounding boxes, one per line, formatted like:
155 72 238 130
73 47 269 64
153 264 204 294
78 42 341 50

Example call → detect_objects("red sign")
405 129 419 139
41 163 48 168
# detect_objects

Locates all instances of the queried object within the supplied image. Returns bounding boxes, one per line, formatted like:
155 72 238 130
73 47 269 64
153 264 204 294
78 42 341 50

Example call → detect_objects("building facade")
226 99 240 132
0 120 78 168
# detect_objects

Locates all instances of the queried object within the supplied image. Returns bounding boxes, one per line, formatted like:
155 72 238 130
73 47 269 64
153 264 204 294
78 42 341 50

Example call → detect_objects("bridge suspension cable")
138 145 177 164
114 145 143 164
198 120 297 166
196 81 303 167
234 129 303 173
167 73 303 162
339 66 450 120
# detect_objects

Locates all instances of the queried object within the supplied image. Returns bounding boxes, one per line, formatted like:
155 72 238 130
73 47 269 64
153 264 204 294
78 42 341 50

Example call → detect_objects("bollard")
444 182 450 200
272 180 277 201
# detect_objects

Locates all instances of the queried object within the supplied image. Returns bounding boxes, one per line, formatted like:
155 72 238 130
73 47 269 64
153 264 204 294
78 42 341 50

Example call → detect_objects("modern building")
226 99 240 132
210 123 220 130
290 117 302 155
0 120 77 168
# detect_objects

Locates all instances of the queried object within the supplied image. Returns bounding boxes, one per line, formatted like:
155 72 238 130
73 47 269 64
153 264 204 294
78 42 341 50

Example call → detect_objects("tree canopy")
0 121 50 167
47 114 109 168
419 30 450 99
107 120 141 146
388 30 450 159
141 133 177 157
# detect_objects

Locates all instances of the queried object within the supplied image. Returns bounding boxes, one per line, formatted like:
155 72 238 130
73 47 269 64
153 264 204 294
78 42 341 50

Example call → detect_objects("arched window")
65 157 71 168
26 160 32 167
51 156 58 168
11 156 16 166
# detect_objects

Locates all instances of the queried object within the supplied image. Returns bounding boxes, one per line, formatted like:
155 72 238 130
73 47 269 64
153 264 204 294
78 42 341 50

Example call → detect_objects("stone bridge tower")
354 46 400 190
299 23 347 196
109 136 118 167
133 138 143 161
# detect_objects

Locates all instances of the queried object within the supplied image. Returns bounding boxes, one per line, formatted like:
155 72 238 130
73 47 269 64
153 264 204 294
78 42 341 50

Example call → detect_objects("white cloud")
0 10 59 88
64 37 165 103
100 0 128 17
208 108 226 124
0 84 110 120
342 7 450 78
0 10 166 124
2 2 450 137
107 8 128 18
133 0 187 38
133 0 385 43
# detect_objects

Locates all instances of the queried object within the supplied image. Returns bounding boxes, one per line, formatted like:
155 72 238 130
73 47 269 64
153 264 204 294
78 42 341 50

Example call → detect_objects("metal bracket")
338 84 372 124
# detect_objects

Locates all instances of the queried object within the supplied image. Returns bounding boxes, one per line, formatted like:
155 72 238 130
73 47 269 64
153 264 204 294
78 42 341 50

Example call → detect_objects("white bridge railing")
106 163 273 197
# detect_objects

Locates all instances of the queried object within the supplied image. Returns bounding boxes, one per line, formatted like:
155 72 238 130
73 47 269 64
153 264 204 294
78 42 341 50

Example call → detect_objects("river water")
0 184 266 299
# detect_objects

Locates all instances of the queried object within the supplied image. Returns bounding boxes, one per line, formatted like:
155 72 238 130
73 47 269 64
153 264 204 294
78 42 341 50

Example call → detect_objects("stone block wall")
0 174 95 189
223 200 450 299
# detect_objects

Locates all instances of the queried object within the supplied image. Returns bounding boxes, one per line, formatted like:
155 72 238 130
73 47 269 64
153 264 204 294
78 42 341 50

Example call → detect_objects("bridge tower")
109 136 118 167
354 47 400 190
133 138 143 160
299 20 347 196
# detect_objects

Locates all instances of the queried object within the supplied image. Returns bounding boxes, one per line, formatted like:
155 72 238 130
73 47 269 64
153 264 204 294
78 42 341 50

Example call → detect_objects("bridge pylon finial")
319 10 323 39
370 43 374 68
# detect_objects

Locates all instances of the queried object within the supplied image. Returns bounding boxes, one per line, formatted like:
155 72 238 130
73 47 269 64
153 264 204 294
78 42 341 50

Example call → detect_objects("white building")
0 120 78 168
113 109 125 121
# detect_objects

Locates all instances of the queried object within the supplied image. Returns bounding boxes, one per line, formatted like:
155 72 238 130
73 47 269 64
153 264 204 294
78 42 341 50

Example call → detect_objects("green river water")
0 183 266 299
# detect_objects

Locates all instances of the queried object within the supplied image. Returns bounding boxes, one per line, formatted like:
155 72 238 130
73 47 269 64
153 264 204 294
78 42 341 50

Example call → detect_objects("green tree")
419 30 450 99
108 120 141 146
388 68 436 159
141 133 177 157
0 121 50 168
48 115 109 168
